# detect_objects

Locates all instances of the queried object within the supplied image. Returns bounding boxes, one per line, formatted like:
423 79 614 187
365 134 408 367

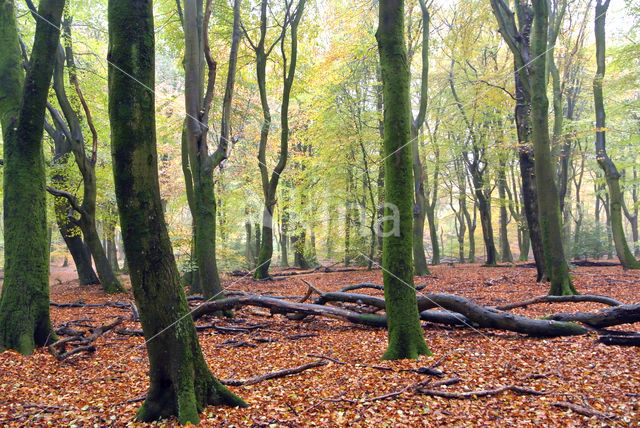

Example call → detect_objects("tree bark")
0 0 65 354
530 0 576 295
376 0 431 360
253 0 307 279
108 0 246 422
592 0 640 269
411 0 431 275
46 21 124 294
489 0 546 280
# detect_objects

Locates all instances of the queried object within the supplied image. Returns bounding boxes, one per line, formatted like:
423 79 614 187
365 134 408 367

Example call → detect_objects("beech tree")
377 0 432 360
108 0 246 422
249 0 307 279
181 0 242 300
0 0 65 354
592 0 640 269
410 0 432 275
530 0 577 295
44 12 125 294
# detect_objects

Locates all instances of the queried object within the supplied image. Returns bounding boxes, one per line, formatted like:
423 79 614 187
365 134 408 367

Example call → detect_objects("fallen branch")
220 360 328 386
49 317 122 360
417 384 546 399
497 295 623 311
546 303 640 328
315 291 589 337
50 300 132 310
552 401 614 419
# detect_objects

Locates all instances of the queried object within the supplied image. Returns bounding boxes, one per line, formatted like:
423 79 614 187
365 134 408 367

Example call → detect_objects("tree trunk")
592 0 640 269
410 0 431 275
253 0 306 279
107 1 246 422
245 220 254 268
47 22 124 294
376 0 431 360
51 154 100 285
498 157 513 262
530 0 576 295
489 0 546 279
475 186 497 266
0 0 64 354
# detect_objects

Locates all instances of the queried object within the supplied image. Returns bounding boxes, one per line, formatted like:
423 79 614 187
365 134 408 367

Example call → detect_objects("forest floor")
0 262 639 427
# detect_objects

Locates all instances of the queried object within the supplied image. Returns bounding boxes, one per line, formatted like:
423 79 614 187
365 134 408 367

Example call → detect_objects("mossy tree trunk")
252 0 306 279
592 0 640 269
107 0 246 422
47 119 100 285
530 0 577 295
44 17 124 294
0 0 64 354
376 0 431 360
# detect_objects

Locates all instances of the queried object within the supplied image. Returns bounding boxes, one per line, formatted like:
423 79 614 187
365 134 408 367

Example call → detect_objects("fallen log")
50 300 132 309
314 291 588 337
497 295 622 311
220 360 328 386
191 295 389 327
339 282 426 293
546 303 640 328
596 335 640 347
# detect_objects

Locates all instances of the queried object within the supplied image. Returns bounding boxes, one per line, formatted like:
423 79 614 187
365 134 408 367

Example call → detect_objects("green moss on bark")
108 0 245 422
377 0 431 360
530 0 576 296
0 0 64 354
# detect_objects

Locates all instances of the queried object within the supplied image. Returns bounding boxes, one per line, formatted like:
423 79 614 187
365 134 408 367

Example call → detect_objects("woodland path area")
0 262 639 426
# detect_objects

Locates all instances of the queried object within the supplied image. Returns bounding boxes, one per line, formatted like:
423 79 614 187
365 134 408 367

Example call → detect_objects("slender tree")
377 0 431 360
592 0 640 269
490 0 547 281
44 14 125 294
530 0 577 295
108 0 246 422
0 0 65 354
46 97 100 285
410 0 432 274
249 0 307 279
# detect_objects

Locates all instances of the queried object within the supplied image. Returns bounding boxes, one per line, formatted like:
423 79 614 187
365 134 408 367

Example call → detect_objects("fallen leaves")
0 262 639 426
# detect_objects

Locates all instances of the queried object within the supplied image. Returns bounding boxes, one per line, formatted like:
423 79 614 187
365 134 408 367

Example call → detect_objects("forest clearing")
1 262 639 426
